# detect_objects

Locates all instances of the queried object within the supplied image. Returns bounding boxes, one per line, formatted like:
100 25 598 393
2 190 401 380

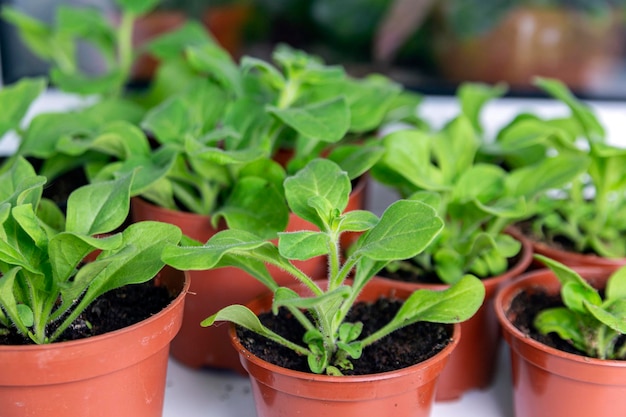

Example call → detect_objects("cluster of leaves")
2 1 422 237
0 0 166 98
491 78 626 258
162 158 485 375
534 255 626 359
372 82 585 284
0 157 181 344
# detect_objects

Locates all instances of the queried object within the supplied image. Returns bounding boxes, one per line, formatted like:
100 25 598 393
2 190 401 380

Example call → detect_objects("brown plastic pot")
230 278 460 417
495 267 626 417
131 177 367 372
375 231 532 401
0 266 189 417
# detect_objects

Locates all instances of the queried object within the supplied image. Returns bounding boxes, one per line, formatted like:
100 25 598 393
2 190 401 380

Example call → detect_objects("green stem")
277 79 300 110
115 11 136 97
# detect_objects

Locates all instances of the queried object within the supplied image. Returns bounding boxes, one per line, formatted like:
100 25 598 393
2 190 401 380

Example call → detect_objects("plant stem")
115 11 136 98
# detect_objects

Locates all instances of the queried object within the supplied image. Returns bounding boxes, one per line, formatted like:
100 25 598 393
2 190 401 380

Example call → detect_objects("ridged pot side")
0 267 189 417
495 267 626 417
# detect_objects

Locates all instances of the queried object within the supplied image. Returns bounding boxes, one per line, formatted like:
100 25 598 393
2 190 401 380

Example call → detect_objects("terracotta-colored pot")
130 11 187 82
495 267 626 417
433 6 623 90
201 3 251 59
0 267 189 417
230 278 460 417
531 239 626 269
131 177 367 372
375 231 532 401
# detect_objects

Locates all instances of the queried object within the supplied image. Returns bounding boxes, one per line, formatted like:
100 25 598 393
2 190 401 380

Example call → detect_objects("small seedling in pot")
534 254 626 359
163 158 485 375
0 157 181 344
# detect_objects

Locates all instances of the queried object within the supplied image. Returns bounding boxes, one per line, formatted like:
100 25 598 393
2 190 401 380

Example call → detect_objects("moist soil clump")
237 297 453 375
509 289 626 357
0 280 173 345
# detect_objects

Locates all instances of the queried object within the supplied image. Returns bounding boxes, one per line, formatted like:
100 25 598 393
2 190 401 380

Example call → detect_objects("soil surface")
0 280 173 345
509 289 626 358
237 297 453 375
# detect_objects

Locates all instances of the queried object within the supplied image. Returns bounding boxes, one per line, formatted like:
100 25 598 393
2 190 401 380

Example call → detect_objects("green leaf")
0 267 30 335
339 322 363 343
379 129 444 191
506 154 589 200
435 116 479 184
606 266 626 301
337 210 379 234
269 97 350 144
65 172 133 235
48 233 123 284
114 0 160 15
278 231 328 260
0 77 46 137
214 177 289 239
201 304 266 330
0 157 45 207
536 255 601 314
186 43 243 97
57 6 115 61
1 7 56 62
145 21 213 60
240 56 285 90
534 307 585 347
327 144 385 180
396 275 485 324
162 229 279 270
585 300 626 334
272 285 350 312
284 159 351 229
355 200 443 261
50 68 125 96
458 82 507 134
534 77 605 142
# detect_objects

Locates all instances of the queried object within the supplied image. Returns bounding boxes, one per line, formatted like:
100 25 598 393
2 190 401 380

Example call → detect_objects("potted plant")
495 254 626 417
493 77 626 268
162 158 486 416
0 156 187 417
103 41 413 371
369 81 586 400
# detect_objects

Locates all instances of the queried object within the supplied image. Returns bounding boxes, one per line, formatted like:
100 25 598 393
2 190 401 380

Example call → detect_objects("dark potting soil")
509 289 626 358
0 280 173 345
516 219 588 254
237 297 453 375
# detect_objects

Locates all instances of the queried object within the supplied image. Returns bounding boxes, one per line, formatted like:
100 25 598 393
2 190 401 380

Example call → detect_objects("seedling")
534 254 626 360
163 159 485 375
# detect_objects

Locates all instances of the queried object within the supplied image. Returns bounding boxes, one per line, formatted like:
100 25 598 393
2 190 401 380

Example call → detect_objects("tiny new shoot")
163 159 485 375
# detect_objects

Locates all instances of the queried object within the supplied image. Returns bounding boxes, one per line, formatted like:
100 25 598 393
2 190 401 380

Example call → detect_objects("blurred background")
2 0 626 99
